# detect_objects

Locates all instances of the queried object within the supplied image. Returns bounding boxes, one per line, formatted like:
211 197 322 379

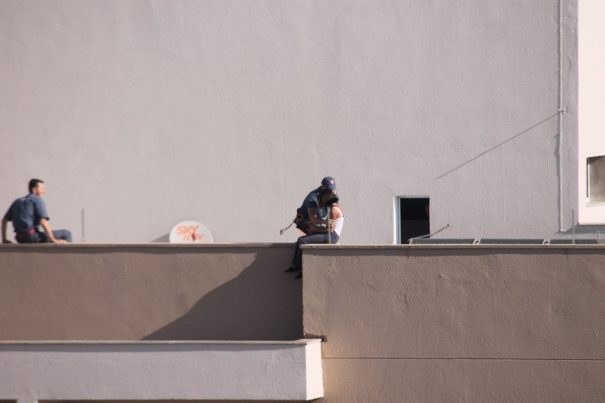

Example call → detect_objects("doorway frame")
393 195 430 244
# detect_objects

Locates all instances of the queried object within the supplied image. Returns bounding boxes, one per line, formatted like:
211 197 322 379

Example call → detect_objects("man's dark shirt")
3 194 49 233
299 187 329 221
300 187 320 220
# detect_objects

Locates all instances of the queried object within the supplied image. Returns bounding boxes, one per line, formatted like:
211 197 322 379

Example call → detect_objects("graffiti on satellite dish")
169 221 214 243
176 224 203 241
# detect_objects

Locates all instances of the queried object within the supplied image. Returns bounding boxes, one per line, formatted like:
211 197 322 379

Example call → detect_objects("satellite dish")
169 220 214 243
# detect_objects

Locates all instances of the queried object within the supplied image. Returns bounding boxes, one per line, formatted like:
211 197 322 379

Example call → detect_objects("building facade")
0 243 604 402
1 1 603 244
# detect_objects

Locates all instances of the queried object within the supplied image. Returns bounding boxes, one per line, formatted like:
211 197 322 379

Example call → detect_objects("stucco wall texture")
0 244 302 341
0 244 604 401
0 1 579 243
303 245 605 402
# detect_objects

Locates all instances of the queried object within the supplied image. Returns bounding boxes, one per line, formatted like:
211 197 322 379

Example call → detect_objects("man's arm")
307 206 329 234
1 217 11 243
329 206 342 232
39 218 67 244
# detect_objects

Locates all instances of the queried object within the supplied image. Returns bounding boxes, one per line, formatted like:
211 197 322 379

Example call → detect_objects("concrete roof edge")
303 244 605 250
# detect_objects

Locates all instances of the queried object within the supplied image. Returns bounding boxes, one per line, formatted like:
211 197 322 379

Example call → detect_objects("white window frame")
578 0 605 224
393 195 430 244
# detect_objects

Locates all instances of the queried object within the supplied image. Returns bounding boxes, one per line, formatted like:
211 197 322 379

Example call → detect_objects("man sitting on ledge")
2 178 72 244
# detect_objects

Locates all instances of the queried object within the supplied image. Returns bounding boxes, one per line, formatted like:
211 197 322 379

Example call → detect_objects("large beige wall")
0 1 580 243
0 244 301 340
1 244 604 401
303 245 605 402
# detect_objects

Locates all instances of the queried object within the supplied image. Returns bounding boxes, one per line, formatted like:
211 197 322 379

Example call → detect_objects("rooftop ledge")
305 243 605 249
1 242 604 250
0 242 294 249
0 339 324 403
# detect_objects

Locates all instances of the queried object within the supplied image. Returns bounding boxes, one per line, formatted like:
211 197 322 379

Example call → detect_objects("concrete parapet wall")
0 340 323 402
0 244 301 341
303 245 605 402
2 243 604 402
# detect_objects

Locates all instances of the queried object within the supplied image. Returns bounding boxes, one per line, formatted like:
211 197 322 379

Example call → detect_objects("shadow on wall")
144 248 303 341
151 233 170 242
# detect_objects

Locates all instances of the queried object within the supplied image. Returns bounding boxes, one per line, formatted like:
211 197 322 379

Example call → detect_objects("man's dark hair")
326 193 339 206
28 178 44 193
319 189 338 206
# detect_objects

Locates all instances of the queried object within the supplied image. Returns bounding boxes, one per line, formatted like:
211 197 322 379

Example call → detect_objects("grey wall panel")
0 1 579 243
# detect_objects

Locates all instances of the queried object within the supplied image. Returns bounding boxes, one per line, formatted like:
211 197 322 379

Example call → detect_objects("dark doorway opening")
400 197 430 243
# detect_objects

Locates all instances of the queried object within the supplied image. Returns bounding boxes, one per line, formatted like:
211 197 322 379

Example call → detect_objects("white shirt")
333 216 344 236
